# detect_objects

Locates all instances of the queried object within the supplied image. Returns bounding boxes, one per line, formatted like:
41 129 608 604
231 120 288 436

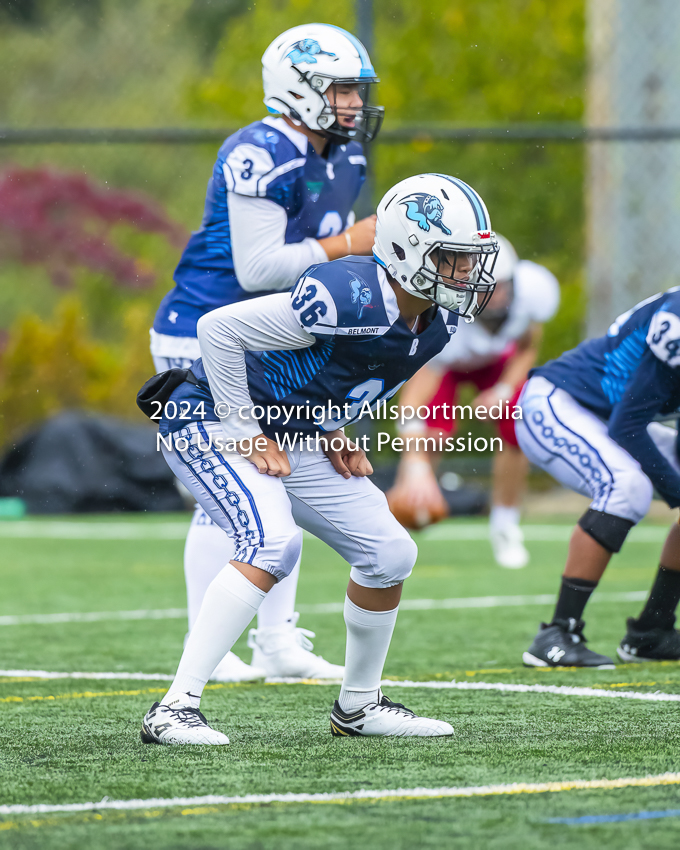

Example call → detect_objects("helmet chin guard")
373 174 499 320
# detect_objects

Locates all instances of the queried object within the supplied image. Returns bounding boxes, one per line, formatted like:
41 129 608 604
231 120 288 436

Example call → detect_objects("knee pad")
578 509 634 553
374 534 418 586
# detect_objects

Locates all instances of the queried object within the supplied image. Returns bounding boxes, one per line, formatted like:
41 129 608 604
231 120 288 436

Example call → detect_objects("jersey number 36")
292 281 328 327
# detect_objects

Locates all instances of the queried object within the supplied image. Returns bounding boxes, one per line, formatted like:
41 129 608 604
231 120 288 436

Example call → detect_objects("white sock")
163 564 266 706
338 596 399 714
490 505 521 531
184 507 235 630
256 556 301 630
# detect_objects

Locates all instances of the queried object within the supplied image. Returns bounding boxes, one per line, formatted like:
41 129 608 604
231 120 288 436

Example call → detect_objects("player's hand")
320 430 373 479
393 456 446 511
472 384 513 419
345 214 377 256
238 434 291 477
386 456 449 529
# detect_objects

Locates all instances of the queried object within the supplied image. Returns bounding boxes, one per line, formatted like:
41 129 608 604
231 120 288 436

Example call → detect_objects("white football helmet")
373 173 498 319
262 24 384 143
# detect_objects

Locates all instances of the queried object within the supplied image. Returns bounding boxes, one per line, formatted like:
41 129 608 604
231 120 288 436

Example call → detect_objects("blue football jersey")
153 117 366 338
534 287 680 505
159 257 459 438
535 287 680 420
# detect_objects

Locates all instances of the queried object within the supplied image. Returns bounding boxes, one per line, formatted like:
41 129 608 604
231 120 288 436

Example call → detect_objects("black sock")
551 576 598 625
635 566 680 631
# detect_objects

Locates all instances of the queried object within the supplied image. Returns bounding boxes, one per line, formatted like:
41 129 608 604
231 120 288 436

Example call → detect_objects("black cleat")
617 617 680 663
523 618 615 669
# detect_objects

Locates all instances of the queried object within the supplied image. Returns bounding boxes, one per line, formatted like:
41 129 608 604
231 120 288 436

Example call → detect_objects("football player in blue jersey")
149 24 384 683
516 291 680 667
139 173 499 744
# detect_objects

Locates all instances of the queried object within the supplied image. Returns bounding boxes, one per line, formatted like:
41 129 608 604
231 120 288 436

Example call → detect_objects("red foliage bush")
0 166 187 288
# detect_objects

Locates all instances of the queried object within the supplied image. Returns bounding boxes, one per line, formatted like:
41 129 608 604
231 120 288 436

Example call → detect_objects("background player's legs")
428 361 530 567
183 507 336 677
490 380 530 568
489 444 530 568
516 377 654 667
617 424 680 661
184 507 302 629
183 506 267 682
184 506 235 630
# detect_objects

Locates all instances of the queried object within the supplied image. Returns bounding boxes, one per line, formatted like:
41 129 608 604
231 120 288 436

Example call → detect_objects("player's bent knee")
274 528 304 581
578 509 635 553
375 533 418 585
247 527 303 583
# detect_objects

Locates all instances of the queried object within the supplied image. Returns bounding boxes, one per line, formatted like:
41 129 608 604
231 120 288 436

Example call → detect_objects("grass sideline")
1 513 680 849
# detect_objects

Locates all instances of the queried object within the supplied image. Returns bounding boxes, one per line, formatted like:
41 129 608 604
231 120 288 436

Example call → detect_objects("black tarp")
0 411 184 514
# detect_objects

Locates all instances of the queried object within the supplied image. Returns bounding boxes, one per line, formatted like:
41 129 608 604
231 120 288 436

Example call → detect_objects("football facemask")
313 78 384 143
413 243 498 319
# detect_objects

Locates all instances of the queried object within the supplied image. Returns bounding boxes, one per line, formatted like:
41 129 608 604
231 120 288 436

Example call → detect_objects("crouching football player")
516 289 680 667
140 173 498 743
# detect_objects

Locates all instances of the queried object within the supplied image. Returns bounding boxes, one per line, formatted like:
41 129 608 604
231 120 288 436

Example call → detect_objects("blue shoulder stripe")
324 24 376 77
432 173 488 231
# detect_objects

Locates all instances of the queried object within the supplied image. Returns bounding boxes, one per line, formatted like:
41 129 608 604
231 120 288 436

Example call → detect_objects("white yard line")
0 522 190 540
379 679 680 703
0 591 647 627
1 674 679 705
0 608 188 626
2 772 680 816
0 520 669 542
0 670 175 681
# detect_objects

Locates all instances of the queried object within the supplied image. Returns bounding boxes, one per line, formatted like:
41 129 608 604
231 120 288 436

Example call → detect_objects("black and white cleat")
330 692 453 738
523 619 615 669
141 693 229 745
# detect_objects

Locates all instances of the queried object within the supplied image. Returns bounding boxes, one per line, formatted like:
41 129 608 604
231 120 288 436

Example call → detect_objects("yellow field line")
2 772 680 829
0 682 248 704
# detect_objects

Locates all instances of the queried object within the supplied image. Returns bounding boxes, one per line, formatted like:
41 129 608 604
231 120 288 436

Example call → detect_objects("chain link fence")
587 0 680 334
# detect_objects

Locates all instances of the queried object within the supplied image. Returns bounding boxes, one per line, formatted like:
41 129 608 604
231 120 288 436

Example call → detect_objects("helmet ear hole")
392 242 406 261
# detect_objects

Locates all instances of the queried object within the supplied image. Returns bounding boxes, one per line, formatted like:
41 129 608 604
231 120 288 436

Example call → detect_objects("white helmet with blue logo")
373 173 499 319
262 23 384 144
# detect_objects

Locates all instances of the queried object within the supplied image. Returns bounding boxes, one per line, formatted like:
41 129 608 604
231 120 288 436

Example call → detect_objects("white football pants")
151 337 300 631
516 375 679 524
162 421 417 588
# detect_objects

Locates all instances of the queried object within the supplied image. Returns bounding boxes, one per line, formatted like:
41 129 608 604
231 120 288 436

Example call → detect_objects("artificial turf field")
1 512 680 849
